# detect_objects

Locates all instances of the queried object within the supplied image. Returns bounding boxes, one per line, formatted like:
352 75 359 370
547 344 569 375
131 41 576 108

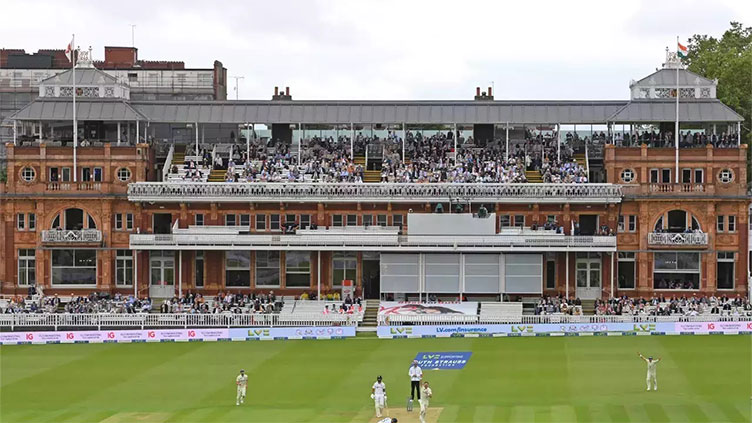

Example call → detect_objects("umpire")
408 360 423 401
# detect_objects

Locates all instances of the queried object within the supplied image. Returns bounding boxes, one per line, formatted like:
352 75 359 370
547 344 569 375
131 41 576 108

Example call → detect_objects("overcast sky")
2 0 750 101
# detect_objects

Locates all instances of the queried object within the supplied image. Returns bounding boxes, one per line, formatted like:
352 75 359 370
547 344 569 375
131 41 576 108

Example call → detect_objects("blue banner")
414 351 472 369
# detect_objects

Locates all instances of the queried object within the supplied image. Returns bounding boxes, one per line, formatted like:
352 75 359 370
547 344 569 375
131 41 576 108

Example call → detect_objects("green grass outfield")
1 335 750 422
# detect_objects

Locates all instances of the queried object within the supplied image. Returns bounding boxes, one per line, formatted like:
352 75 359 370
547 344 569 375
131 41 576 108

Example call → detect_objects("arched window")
654 210 701 233
50 208 97 230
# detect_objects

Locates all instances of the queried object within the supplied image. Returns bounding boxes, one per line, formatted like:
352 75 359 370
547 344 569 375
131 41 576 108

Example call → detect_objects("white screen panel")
464 254 501 293
381 253 419 293
504 254 542 294
425 254 460 293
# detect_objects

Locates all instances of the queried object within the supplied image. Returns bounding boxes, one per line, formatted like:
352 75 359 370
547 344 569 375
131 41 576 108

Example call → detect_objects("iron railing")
648 232 708 246
41 229 102 243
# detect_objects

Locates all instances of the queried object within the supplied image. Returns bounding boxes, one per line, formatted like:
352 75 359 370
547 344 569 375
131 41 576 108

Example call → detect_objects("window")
514 215 525 227
500 215 511 228
717 216 725 232
362 215 372 227
332 215 343 227
115 250 133 286
545 254 555 289
285 251 311 287
256 251 280 287
728 216 736 232
195 251 204 288
18 249 35 287
661 169 671 183
114 214 123 230
240 214 250 227
346 214 357 226
195 214 204 226
618 215 624 231
650 169 659 184
125 213 133 230
628 216 637 232
653 252 700 290
285 214 296 225
618 252 635 289
332 252 357 287
52 249 96 285
49 167 59 182
225 214 236 226
16 213 25 230
21 167 35 182
150 251 174 286
93 167 102 182
82 168 91 182
28 213 35 231
718 169 733 184
393 214 403 229
255 214 266 231
225 251 250 287
117 168 131 182
270 214 280 231
61 167 71 182
377 214 387 227
620 169 635 183
694 169 703 184
301 214 311 229
717 252 735 290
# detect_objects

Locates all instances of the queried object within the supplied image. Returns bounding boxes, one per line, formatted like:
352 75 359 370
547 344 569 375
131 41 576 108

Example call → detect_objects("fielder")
419 381 433 423
236 369 248 405
377 419 398 423
638 352 661 391
371 375 388 418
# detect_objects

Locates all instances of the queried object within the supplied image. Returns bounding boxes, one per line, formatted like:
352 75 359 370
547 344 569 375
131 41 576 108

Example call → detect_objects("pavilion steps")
579 299 596 315
172 153 186 166
208 169 226 182
354 156 366 166
364 170 381 183
573 153 587 169
525 170 543 183
361 299 380 327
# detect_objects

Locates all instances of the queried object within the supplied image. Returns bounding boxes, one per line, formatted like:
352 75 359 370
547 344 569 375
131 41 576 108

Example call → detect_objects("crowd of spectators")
157 291 284 314
534 295 585 315
1 293 152 314
614 131 739 148
594 295 752 316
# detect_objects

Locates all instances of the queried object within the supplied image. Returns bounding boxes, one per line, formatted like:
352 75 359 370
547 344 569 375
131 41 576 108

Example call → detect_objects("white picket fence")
379 313 752 326
0 313 357 330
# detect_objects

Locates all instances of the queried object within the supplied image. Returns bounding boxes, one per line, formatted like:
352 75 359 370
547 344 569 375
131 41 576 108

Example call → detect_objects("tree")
682 22 752 145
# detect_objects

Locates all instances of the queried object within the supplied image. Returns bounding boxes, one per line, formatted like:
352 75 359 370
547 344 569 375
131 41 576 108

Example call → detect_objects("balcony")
127 182 623 204
42 229 103 243
648 232 708 247
130 228 617 252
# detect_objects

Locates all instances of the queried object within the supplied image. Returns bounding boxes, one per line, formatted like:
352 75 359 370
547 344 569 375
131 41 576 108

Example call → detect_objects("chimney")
488 86 493 97
285 86 290 96
274 86 279 96
476 87 480 96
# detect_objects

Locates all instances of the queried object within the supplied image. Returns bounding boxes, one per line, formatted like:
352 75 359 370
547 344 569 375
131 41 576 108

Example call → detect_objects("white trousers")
236 386 247 403
374 395 385 417
419 400 429 423
646 373 657 390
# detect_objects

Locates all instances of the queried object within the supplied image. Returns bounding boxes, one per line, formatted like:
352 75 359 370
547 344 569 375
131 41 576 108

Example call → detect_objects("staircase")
525 170 543 183
208 169 226 182
361 299 380 328
573 153 587 170
580 299 596 315
364 170 381 183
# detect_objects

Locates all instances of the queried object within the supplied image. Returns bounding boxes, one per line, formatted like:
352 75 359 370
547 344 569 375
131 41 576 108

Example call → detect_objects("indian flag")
677 42 688 58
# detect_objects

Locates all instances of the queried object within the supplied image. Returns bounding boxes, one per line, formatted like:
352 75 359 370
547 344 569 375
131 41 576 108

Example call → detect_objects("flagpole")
674 36 679 184
72 34 78 183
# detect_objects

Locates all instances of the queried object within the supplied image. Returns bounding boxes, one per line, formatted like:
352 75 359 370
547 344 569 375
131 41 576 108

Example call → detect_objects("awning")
10 99 148 122
608 100 743 123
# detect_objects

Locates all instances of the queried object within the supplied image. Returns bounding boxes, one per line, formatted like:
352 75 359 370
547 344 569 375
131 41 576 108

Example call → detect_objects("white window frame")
21 167 36 182
114 213 123 230
718 168 734 184
195 214 204 226
18 249 36 287
195 251 204 288
116 167 131 182
620 168 635 183
716 252 735 291
285 251 311 288
115 249 133 287
16 213 25 231
728 215 736 232
255 250 280 288
51 249 97 287
628 215 637 232
225 250 250 288
125 213 134 230
717 215 725 232
617 252 636 290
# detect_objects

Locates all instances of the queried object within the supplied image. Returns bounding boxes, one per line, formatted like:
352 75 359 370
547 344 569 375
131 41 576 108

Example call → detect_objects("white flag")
65 38 74 62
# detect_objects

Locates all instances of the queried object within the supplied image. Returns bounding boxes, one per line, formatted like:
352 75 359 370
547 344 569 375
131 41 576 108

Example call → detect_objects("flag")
677 42 688 58
65 38 74 62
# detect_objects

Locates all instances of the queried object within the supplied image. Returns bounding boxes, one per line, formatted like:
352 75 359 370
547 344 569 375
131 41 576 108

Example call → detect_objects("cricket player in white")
638 352 661 391
371 375 387 418
236 369 248 405
419 381 433 423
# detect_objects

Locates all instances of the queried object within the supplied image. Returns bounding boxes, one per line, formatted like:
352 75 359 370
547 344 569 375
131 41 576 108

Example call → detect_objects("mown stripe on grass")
509 405 536 423
472 405 495 422
643 402 670 422
549 405 578 423
605 403 630 422
717 402 748 422
572 405 594 423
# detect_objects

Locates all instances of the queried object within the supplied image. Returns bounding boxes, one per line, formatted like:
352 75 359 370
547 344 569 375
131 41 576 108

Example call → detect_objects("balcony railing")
42 229 103 243
648 232 708 246
47 182 102 191
127 182 623 203
649 183 705 193
130 233 617 252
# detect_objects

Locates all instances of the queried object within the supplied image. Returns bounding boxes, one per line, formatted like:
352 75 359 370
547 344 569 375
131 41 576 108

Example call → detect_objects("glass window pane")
618 260 635 289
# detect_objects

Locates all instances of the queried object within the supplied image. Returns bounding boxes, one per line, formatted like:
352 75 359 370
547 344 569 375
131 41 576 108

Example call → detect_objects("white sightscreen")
424 254 460 293
464 254 501 293
381 253 419 293
504 254 542 293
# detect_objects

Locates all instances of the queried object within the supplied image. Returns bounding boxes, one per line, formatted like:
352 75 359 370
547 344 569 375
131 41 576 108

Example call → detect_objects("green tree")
682 22 752 145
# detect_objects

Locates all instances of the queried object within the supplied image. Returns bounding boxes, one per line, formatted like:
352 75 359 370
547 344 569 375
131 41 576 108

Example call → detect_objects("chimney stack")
285 86 290 96
488 86 493 97
274 86 279 96
272 85 293 101
476 87 481 96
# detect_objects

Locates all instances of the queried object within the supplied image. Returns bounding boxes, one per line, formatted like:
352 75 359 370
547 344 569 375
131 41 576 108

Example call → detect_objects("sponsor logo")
633 323 656 332
188 330 196 338
414 352 472 369
147 331 156 338
511 325 534 333
390 327 413 335
248 329 270 337
107 332 116 339
66 333 75 340
25 333 34 341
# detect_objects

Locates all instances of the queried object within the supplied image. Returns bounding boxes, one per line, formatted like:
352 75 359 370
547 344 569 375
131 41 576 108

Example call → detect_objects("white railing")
162 144 174 182
379 313 752 326
648 232 708 246
129 233 617 250
127 182 623 203
42 229 102 243
0 313 358 330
